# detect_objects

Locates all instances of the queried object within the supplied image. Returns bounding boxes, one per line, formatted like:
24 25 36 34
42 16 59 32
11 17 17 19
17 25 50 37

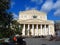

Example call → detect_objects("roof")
19 9 46 16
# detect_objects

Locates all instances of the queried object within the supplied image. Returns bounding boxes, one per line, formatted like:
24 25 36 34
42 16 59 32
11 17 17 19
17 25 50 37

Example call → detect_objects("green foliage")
0 27 14 38
0 0 22 38
0 0 10 11
12 20 22 35
0 0 14 38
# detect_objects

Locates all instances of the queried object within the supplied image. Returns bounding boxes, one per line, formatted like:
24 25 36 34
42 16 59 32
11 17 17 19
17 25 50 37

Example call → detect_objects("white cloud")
46 0 53 1
54 9 60 16
30 0 60 17
11 2 15 8
25 6 30 10
12 13 18 20
25 5 38 10
53 0 60 9
53 0 60 16
27 0 60 17
30 7 37 10
31 0 43 5
40 1 54 13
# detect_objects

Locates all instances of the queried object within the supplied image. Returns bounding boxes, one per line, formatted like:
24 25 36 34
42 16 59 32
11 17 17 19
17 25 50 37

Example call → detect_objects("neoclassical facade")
18 10 55 36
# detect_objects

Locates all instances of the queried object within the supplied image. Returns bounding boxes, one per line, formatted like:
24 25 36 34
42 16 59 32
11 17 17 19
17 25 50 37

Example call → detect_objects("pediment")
19 19 54 24
24 19 43 23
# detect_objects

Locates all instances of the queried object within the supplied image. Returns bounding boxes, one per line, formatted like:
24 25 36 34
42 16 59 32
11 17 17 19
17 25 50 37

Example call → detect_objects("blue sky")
9 0 60 20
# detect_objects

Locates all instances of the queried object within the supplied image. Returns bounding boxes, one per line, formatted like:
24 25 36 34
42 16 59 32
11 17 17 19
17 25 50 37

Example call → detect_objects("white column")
44 24 46 35
22 24 25 36
41 24 42 35
32 24 34 35
31 24 34 35
27 24 30 36
48 25 50 35
36 24 38 36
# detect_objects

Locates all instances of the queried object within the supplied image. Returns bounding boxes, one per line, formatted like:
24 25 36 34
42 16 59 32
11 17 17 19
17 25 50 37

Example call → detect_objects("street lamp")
19 25 21 28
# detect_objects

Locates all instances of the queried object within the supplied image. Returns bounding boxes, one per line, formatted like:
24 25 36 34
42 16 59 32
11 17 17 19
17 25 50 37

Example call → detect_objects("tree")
0 0 11 27
12 20 22 35
0 0 14 38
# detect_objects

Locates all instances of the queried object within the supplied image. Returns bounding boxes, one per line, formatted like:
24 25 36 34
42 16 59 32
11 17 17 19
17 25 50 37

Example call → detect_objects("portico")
20 24 52 36
20 22 53 36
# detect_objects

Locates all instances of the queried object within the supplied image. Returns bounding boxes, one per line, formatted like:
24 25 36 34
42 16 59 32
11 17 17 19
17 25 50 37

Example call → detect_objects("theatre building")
18 10 55 36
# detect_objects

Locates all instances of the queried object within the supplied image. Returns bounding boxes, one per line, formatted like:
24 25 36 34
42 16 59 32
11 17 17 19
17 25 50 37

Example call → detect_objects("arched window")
33 15 37 18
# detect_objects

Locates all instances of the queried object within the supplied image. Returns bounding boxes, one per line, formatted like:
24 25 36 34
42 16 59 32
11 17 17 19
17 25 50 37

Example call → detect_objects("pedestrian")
17 36 26 45
13 36 17 41
13 36 17 43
